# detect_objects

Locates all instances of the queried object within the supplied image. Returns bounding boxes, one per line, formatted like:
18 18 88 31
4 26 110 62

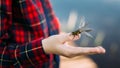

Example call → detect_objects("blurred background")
50 0 120 68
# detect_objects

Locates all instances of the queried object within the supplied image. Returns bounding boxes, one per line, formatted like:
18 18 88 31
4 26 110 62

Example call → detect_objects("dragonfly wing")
79 16 85 28
83 28 93 32
80 28 93 33
83 32 94 39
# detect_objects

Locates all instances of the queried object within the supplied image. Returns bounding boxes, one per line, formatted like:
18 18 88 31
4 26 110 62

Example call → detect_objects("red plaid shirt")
0 0 60 68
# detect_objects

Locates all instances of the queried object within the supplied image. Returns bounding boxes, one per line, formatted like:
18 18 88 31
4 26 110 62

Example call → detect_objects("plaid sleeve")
8 38 49 67
1 0 49 67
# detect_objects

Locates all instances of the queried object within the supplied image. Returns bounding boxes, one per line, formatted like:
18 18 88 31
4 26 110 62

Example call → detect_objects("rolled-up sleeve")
8 38 49 67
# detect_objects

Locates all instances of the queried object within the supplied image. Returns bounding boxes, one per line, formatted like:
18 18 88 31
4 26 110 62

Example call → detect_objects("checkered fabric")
0 0 60 68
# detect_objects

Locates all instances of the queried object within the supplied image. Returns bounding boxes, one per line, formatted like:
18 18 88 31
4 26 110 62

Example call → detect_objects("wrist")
42 38 50 54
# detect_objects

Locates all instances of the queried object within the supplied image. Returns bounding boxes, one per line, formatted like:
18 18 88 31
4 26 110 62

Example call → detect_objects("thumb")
61 33 81 42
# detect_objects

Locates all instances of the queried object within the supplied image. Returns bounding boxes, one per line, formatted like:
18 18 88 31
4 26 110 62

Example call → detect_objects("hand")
42 33 105 58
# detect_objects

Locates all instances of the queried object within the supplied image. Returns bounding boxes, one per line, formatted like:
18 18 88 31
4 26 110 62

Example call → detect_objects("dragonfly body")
72 29 81 35
71 16 93 39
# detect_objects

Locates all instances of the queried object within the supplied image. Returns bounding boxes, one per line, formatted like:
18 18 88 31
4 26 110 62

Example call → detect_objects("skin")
42 33 106 58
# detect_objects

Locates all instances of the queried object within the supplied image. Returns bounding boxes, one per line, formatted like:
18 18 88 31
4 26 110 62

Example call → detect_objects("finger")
73 35 79 40
63 46 106 56
66 33 81 41
78 46 106 55
96 46 106 54
57 33 76 44
56 44 106 58
74 34 80 40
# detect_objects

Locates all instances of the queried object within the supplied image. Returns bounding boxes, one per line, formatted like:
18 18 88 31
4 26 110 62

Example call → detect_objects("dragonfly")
71 16 94 39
